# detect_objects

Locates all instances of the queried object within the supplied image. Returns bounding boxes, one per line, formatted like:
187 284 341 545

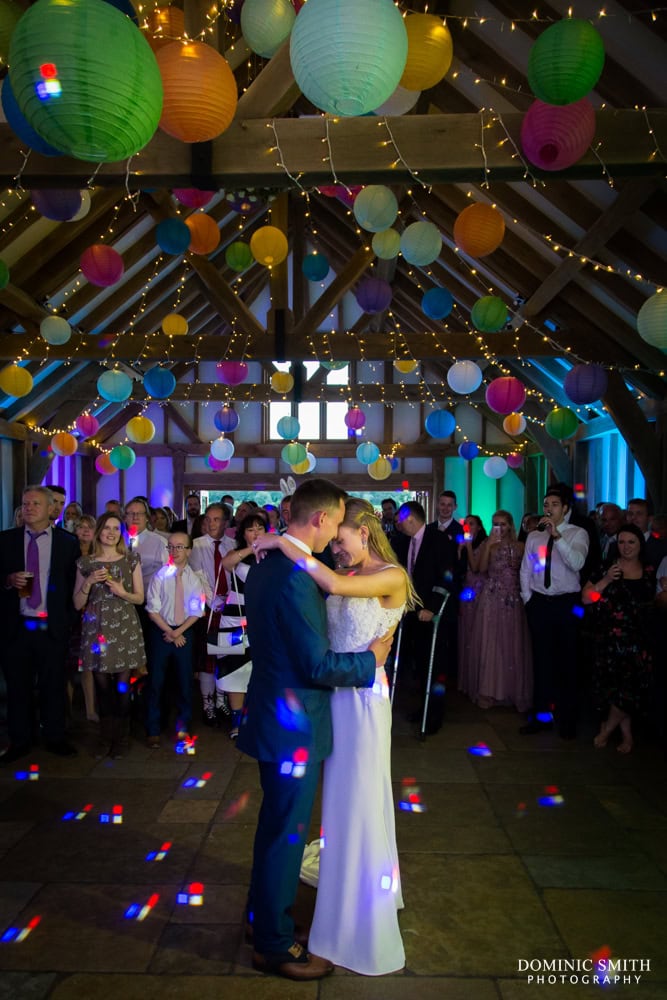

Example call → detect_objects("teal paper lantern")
9 0 163 162
97 369 133 402
40 315 71 345
282 441 307 465
400 221 442 266
545 407 579 439
321 361 348 371
225 241 254 273
527 18 605 106
302 253 329 282
372 229 401 260
241 0 295 59
637 293 667 352
109 444 136 470
143 366 176 399
277 415 300 440
353 185 398 233
156 218 191 256
425 409 456 438
471 295 508 333
356 441 380 465
290 0 408 116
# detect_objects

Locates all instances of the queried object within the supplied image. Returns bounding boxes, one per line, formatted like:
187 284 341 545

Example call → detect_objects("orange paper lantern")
186 213 220 255
156 41 238 142
51 431 78 456
143 5 185 51
454 203 505 258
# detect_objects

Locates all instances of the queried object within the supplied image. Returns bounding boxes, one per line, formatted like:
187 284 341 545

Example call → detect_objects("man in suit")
0 485 80 763
172 492 202 538
238 479 391 981
430 489 465 546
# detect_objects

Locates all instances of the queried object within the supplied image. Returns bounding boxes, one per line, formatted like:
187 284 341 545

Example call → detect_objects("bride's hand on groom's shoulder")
251 533 282 561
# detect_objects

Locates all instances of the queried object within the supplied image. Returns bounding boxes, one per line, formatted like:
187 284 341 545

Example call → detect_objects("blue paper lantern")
422 287 453 321
302 253 329 281
143 366 176 399
400 221 442 266
290 0 408 116
277 415 300 440
1 75 62 156
32 189 82 222
214 406 240 433
353 185 398 233
97 369 133 402
564 364 608 404
356 441 380 465
458 441 479 460
425 409 455 438
156 218 191 255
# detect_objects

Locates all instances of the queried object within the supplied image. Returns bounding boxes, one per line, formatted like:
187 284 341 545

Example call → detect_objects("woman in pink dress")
468 510 532 712
457 514 487 700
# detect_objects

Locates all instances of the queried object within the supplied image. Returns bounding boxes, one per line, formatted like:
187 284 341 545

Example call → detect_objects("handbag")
206 567 249 657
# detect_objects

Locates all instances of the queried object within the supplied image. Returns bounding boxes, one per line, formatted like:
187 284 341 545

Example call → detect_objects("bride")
254 497 416 975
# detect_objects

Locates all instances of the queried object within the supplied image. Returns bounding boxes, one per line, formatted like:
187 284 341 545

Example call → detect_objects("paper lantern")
400 221 442 266
447 360 482 394
72 190 91 221
290 0 408 116
271 371 294 394
353 185 398 233
207 455 230 471
143 5 185 51
40 316 71 346
521 98 596 171
81 245 124 287
162 313 188 337
143 365 176 399
471 295 508 333
226 241 254 273
241 0 295 58
156 218 191 255
51 432 77 457
637 292 667 351
226 189 267 214
0 0 22 64
344 407 366 430
368 456 392 480
186 213 220 255
458 441 479 460
564 364 608 404
372 229 401 260
545 407 579 439
277 415 300 440
214 406 240 433
454 203 505 258
484 456 508 479
291 451 317 475
503 413 527 436
425 409 455 438
0 363 34 397
0 259 8 289
211 437 235 462
486 377 526 415
126 415 155 443
282 441 307 466
1 73 62 156
156 41 237 142
173 188 215 209
394 359 418 374
302 253 329 281
97 369 133 402
216 361 248 386
109 444 136 470
32 189 82 222
506 453 524 469
321 361 348 371
95 453 116 476
356 277 392 314
400 13 453 91
9 0 163 162
527 18 605 106
76 413 99 439
356 441 380 465
373 84 420 116
317 184 362 207
250 226 288 267
422 287 453 320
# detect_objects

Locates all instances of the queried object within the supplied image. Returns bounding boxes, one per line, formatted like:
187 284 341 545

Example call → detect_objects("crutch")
419 586 449 742
389 615 405 709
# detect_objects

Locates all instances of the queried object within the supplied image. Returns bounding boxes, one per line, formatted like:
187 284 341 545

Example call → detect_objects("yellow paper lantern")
0 363 33 397
394 359 418 374
291 456 310 474
454 203 505 258
503 412 527 436
162 313 188 337
144 5 185 51
51 431 78 457
126 415 156 443
271 371 294 393
250 226 288 267
368 456 392 481
156 41 238 142
186 213 220 255
399 14 453 91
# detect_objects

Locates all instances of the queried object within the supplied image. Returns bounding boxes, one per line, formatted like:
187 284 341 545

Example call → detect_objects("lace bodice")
327 594 405 653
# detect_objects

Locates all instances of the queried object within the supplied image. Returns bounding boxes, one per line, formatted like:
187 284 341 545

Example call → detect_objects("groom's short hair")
290 479 347 525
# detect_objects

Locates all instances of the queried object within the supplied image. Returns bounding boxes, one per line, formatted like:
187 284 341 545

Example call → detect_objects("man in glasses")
144 533 210 748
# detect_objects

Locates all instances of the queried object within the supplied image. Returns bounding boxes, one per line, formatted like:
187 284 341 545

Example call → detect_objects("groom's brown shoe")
252 942 333 980
245 921 309 947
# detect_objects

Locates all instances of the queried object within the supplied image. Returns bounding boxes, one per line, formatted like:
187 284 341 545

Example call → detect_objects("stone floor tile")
148 923 241 974
590 784 667 830
0 881 42 925
0 972 57 1000
0 821 34 857
522 853 667 890
157 798 219 824
51 975 316 999
390 748 480 784
320 978 499 998
189 823 255 884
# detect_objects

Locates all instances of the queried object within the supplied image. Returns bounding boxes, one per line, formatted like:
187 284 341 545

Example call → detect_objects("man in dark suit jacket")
237 479 389 982
429 489 465 546
172 492 203 538
0 485 79 763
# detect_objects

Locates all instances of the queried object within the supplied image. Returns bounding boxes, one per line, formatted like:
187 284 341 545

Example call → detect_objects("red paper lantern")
80 245 124 287
485 376 526 415
172 188 215 209
186 213 220 255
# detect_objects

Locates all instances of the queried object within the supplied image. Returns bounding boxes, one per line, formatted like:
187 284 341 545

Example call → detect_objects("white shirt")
190 533 234 589
283 532 312 556
520 523 589 603
21 525 53 617
146 563 210 623
130 528 168 589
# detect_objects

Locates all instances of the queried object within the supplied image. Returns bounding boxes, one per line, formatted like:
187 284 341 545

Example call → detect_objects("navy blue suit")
238 549 375 957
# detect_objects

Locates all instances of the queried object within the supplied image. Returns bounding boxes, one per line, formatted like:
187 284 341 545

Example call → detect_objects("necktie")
544 534 555 589
408 537 417 576
174 572 185 625
213 539 228 597
26 530 46 609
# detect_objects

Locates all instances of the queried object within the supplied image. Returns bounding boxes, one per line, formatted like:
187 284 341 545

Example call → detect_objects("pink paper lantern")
344 406 366 430
521 98 596 172
485 376 526 415
216 360 248 386
207 455 230 471
172 188 216 209
506 453 524 469
75 413 100 439
80 245 124 287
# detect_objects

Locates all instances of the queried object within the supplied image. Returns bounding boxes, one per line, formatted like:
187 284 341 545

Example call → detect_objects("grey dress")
77 552 145 674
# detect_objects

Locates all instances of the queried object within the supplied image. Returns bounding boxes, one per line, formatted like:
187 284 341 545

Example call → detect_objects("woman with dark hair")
73 514 145 757
582 522 656 753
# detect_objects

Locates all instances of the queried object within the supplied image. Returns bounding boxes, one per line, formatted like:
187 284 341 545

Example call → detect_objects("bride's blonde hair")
342 498 419 610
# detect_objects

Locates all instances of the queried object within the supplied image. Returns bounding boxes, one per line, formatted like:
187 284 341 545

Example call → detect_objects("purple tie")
26 530 46 609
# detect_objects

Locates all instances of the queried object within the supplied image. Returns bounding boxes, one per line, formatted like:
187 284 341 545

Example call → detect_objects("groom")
238 479 391 981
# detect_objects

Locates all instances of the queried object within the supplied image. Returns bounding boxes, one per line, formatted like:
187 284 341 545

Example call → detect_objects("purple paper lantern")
506 453 524 469
216 361 248 386
485 377 526 415
355 277 393 314
214 406 240 433
521 98 596 172
207 455 230 471
563 364 608 404
344 406 366 431
32 189 82 221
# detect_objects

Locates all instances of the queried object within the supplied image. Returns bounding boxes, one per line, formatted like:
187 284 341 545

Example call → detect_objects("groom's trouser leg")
249 759 321 956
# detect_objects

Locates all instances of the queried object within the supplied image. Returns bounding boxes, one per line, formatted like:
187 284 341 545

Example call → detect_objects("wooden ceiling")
0 0 665 463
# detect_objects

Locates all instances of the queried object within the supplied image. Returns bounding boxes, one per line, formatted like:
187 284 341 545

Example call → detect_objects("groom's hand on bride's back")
368 626 397 666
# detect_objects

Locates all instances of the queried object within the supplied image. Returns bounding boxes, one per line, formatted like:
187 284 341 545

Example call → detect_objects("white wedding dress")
307 585 406 976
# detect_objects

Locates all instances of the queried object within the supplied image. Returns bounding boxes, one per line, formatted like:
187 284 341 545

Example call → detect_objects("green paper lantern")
637 292 667 352
372 229 400 260
545 407 579 440
109 444 136 470
471 295 508 333
527 18 605 106
225 241 254 274
282 441 307 466
9 0 163 162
